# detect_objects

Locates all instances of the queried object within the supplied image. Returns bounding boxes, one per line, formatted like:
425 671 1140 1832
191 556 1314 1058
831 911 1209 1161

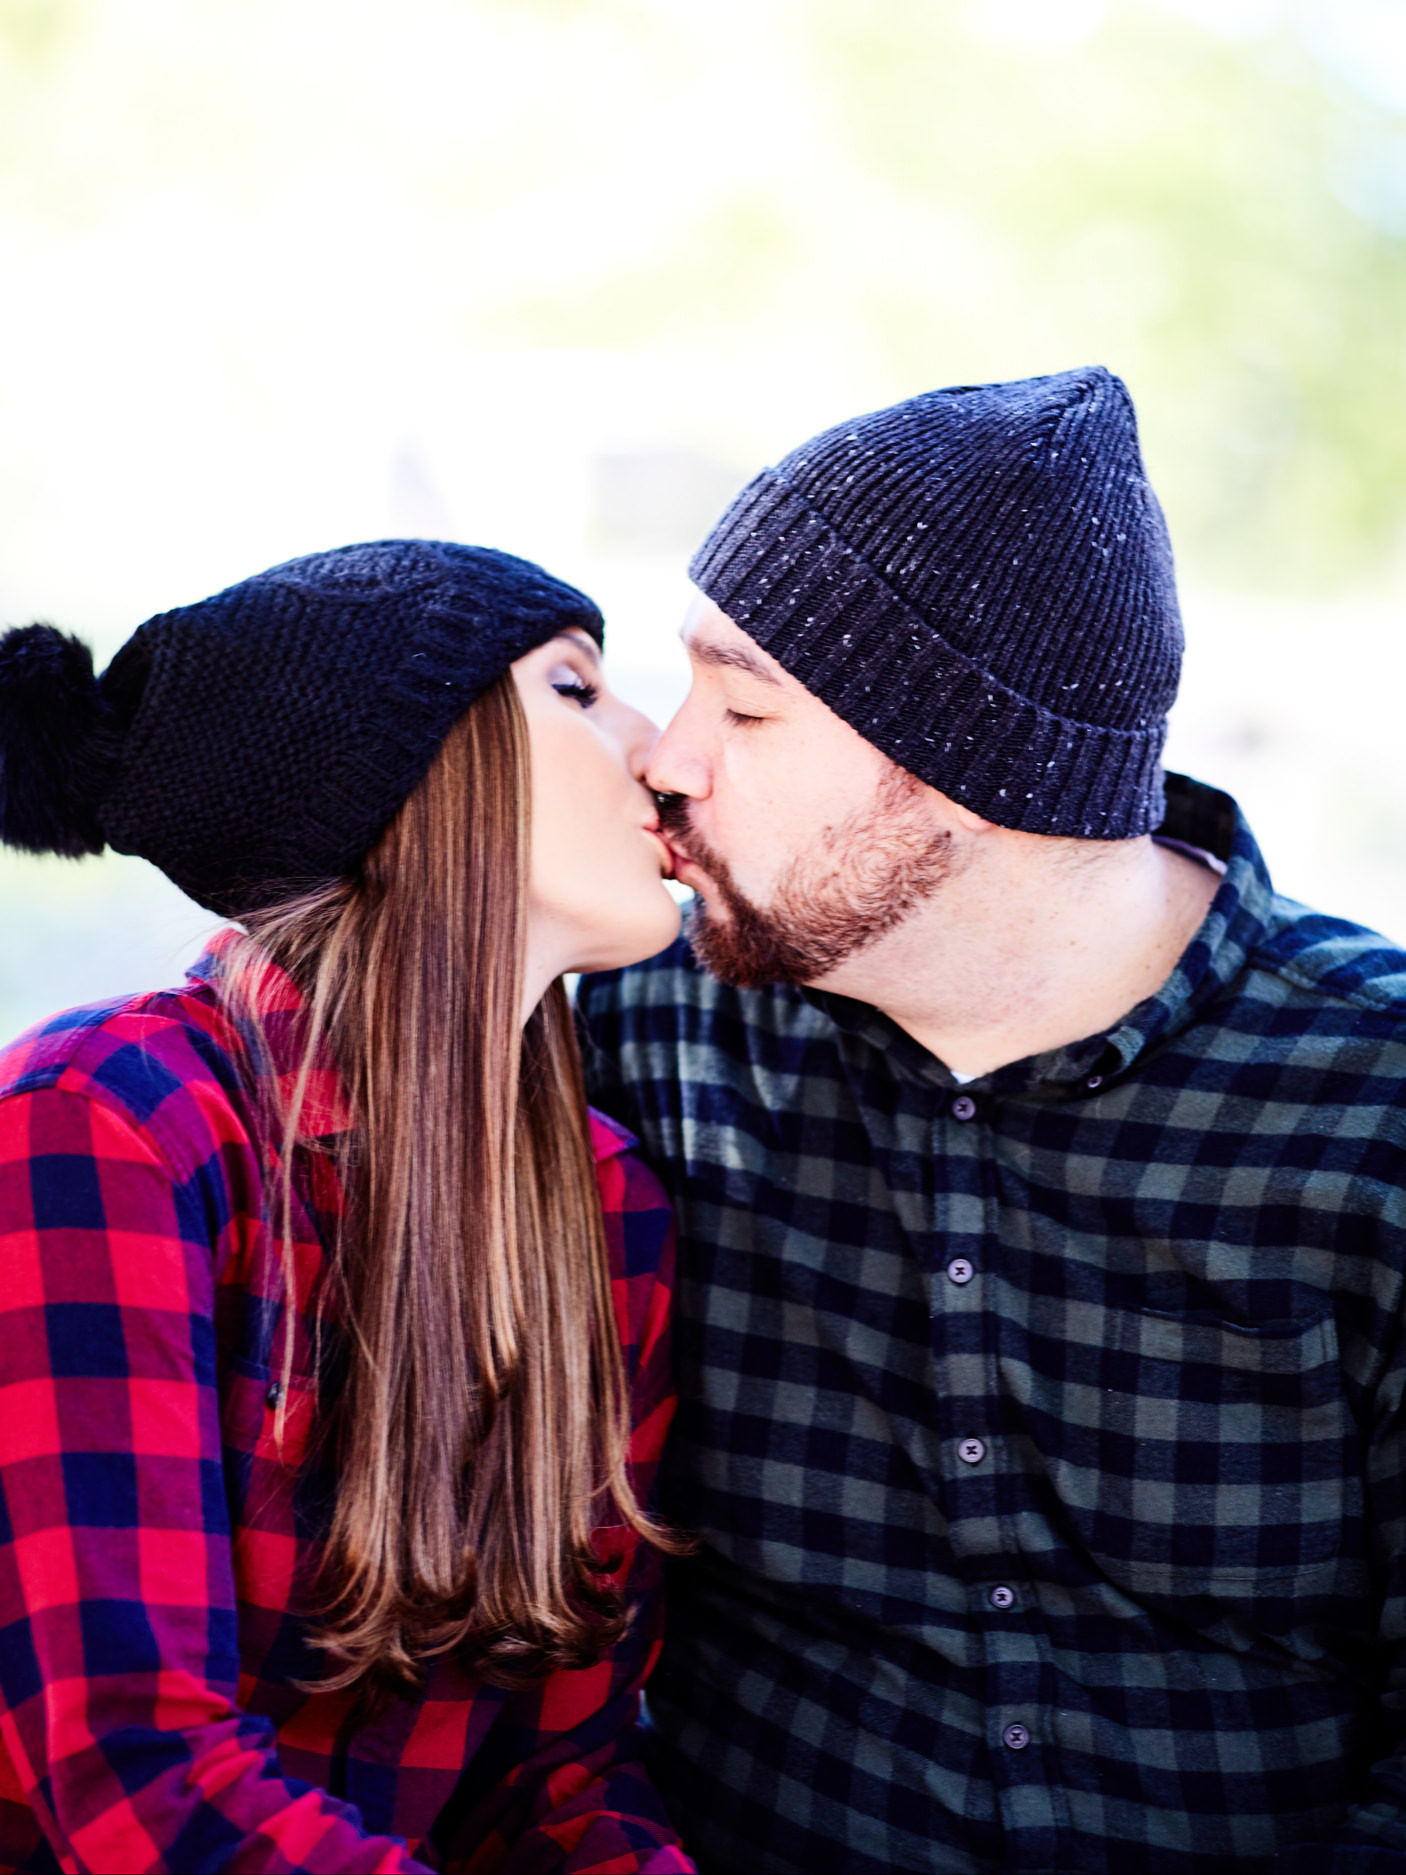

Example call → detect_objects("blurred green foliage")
2 1 1404 590
0 0 71 58
3 0 1406 1039
806 2 1406 588
481 1 1406 589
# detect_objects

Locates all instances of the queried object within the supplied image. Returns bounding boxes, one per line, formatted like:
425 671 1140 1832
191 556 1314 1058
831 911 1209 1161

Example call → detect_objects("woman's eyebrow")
557 629 602 662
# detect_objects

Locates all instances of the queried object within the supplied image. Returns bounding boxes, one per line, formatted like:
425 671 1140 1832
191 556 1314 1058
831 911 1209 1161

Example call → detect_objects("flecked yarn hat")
690 366 1181 838
0 538 602 915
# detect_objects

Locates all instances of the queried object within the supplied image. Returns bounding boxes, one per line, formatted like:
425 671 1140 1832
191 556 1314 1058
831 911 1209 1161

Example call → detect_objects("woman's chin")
573 892 683 975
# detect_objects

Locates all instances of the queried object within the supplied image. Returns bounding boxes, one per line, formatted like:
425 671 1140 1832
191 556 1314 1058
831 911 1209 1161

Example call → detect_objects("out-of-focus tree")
804 1 1406 589
480 0 1406 590
2 0 1406 1032
2 0 1404 591
0 0 72 58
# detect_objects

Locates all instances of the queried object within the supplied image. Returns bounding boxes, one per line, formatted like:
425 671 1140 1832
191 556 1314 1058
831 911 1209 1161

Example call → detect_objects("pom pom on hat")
0 541 605 913
0 624 117 858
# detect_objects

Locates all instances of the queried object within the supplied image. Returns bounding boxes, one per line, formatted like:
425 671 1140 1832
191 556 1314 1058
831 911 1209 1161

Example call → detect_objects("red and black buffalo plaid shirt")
0 934 693 1874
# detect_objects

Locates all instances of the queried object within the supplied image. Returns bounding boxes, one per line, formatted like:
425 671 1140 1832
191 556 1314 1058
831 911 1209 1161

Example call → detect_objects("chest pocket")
1047 1307 1357 1607
220 1349 322 1616
222 1350 318 1466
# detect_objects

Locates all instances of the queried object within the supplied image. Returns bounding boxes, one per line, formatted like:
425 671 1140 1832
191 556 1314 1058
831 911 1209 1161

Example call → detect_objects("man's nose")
644 704 708 799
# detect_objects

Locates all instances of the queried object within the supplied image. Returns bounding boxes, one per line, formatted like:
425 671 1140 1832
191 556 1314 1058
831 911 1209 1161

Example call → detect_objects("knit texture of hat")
690 366 1182 838
0 539 602 914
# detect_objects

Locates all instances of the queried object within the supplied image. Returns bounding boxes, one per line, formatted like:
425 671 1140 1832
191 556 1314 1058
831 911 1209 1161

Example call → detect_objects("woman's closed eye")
552 677 599 708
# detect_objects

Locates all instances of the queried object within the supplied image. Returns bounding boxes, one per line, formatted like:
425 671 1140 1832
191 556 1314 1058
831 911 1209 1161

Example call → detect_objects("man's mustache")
653 790 695 856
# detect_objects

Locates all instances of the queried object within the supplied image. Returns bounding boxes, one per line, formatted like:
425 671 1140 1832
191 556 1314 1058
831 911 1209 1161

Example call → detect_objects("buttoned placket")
926 1075 1068 1863
821 1006 1090 1865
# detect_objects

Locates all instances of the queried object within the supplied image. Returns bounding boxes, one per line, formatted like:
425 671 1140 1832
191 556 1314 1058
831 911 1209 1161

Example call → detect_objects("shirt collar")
801 772 1272 1098
187 927 355 1138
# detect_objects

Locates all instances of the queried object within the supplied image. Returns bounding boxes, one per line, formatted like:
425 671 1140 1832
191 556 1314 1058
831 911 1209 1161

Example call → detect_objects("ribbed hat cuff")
689 470 1167 840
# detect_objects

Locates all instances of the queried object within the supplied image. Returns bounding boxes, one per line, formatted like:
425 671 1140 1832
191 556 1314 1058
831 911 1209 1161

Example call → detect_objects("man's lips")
649 802 706 882
653 828 712 886
663 844 711 887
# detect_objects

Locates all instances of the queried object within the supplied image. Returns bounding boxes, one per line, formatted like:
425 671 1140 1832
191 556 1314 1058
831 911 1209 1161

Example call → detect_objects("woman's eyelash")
553 679 599 708
725 708 766 728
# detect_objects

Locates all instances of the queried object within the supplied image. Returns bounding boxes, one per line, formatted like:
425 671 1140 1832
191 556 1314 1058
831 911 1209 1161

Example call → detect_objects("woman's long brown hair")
222 673 670 1694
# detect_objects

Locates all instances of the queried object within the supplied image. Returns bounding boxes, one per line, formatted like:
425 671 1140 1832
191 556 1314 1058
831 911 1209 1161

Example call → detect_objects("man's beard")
657 767 956 989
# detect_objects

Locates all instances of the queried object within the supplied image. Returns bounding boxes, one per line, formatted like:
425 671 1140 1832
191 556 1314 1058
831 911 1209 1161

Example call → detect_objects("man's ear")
949 800 996 835
910 772 993 837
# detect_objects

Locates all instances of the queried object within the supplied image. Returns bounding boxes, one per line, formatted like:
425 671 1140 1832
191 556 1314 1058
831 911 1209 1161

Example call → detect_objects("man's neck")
810 835 1221 1080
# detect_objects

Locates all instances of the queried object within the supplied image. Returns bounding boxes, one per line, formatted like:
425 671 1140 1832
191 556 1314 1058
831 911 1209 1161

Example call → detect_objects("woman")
0 540 694 1873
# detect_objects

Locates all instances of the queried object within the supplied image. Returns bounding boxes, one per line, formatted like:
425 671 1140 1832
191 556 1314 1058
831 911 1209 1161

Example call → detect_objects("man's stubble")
657 766 956 989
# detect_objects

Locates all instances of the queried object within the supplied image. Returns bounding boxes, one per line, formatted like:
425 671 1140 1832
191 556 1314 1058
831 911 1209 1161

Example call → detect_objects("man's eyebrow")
682 633 784 686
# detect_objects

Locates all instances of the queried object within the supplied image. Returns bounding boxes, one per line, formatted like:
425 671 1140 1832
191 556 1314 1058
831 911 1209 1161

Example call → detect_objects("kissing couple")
2 366 1404 1873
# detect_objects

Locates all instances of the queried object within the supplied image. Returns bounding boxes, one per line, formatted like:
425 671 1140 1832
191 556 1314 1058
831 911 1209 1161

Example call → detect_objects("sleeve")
1277 1286 1406 1871
435 1147 694 1875
0 1085 434 1875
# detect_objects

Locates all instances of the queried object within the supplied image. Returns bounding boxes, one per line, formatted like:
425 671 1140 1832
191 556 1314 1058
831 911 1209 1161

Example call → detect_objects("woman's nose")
615 701 661 782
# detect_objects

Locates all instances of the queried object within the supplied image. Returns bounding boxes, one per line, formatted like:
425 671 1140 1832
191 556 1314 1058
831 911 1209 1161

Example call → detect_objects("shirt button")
951 1093 977 1121
958 1436 986 1465
989 1584 1017 1610
946 1257 975 1285
1002 1722 1031 1751
266 1382 284 1409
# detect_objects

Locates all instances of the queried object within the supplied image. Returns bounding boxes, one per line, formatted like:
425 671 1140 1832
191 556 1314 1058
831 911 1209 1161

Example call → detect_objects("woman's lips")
644 828 677 879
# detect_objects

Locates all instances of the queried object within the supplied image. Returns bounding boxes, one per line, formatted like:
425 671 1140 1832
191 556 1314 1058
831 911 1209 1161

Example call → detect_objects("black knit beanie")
690 366 1181 839
0 538 603 915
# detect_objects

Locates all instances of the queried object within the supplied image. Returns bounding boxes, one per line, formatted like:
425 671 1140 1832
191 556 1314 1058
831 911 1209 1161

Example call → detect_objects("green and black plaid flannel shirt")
579 773 1406 1874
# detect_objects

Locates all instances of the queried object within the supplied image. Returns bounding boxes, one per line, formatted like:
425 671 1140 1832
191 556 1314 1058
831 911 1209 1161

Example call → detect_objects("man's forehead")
680 595 788 688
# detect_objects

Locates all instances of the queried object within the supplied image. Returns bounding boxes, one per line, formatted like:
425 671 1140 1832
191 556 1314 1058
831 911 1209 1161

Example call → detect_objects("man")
577 366 1406 1873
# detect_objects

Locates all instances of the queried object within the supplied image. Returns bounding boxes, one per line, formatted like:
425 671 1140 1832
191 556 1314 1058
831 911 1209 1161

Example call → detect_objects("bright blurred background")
3 0 1406 1041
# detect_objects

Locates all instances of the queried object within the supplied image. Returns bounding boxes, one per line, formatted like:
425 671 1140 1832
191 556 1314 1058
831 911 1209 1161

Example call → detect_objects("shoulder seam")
0 1077 186 1185
0 986 246 1186
1254 945 1406 1019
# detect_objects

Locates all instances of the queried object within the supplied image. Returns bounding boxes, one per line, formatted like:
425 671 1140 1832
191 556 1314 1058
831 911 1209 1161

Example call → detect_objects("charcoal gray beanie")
689 365 1181 839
